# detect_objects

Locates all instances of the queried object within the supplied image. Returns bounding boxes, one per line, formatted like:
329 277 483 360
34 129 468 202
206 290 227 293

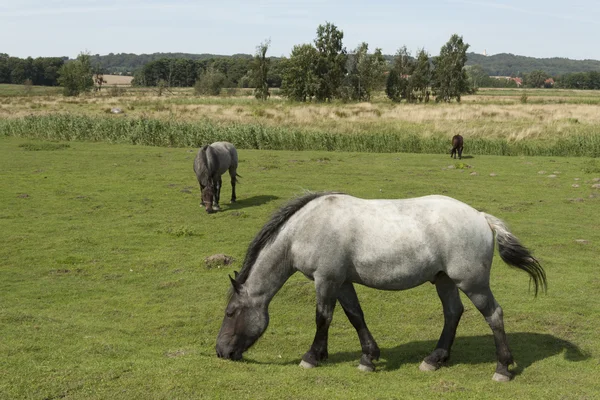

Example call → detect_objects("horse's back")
452 135 463 146
283 194 494 290
209 142 238 174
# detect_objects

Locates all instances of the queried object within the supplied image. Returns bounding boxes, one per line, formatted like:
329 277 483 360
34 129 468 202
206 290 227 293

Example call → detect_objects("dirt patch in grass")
205 254 234 269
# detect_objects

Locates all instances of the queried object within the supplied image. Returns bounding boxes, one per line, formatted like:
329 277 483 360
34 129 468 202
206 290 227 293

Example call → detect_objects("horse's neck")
205 148 220 177
243 245 293 306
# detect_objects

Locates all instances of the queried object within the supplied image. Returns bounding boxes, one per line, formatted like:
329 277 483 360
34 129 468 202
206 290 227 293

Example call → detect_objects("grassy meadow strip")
2 114 600 157
0 83 62 97
1 137 599 399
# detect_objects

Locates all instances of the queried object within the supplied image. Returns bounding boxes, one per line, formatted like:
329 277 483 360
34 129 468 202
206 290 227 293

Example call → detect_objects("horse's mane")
196 145 217 186
232 192 337 289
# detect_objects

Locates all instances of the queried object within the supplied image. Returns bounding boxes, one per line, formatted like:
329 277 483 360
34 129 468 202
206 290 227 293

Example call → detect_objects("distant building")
490 76 523 87
482 49 488 56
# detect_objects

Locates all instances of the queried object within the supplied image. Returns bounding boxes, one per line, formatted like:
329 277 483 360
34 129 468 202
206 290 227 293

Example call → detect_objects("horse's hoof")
358 363 375 372
419 361 438 372
492 372 511 382
212 205 220 211
299 360 316 369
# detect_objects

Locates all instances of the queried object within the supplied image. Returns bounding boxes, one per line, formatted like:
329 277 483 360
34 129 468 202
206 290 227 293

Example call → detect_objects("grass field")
101 75 134 86
1 136 599 399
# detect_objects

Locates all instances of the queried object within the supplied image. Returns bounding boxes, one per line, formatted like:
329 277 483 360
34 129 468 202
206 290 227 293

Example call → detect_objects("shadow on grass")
266 333 587 375
225 195 279 211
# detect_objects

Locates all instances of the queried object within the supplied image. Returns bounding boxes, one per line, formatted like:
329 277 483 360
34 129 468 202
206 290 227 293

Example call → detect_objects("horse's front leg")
337 282 380 371
300 278 339 369
212 178 222 211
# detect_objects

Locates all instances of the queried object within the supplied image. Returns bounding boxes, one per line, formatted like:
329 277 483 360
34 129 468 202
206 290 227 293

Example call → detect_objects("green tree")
344 43 386 101
386 46 414 102
314 22 347 101
411 48 432 102
194 67 226 96
432 34 470 102
465 64 489 93
251 39 271 101
58 52 94 96
524 69 550 88
281 44 319 102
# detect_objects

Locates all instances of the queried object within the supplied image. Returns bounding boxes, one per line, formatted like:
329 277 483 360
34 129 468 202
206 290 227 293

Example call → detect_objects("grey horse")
193 142 239 213
215 192 546 381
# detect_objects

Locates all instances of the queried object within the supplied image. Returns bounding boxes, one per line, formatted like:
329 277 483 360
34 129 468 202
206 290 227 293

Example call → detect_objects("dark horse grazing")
216 193 546 381
193 142 239 213
451 135 464 159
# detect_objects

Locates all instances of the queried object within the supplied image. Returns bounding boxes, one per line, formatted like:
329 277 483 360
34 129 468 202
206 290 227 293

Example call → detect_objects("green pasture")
476 88 600 99
0 84 62 97
1 137 599 399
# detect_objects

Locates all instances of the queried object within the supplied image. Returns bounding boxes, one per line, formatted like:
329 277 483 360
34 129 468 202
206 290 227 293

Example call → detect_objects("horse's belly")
349 255 440 291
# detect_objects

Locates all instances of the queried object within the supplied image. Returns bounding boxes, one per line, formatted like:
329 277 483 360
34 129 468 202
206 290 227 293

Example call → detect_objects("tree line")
3 22 600 97
128 23 471 102
132 55 284 89
267 24 471 103
89 50 600 79
0 54 65 86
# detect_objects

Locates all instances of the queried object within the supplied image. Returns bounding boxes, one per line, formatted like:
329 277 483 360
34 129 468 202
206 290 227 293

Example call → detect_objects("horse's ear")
233 270 239 278
229 275 241 294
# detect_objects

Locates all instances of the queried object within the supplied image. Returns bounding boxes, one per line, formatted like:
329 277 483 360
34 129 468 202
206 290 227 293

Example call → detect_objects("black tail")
484 213 547 296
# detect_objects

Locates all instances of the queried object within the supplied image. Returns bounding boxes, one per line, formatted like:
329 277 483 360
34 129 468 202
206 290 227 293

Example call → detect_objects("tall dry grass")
1 87 600 154
2 114 599 157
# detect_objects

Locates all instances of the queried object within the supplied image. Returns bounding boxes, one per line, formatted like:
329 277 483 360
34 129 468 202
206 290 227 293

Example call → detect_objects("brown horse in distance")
451 135 464 159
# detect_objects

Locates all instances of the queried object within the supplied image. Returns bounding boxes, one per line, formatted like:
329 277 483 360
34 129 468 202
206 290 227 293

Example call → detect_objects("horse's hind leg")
458 146 463 160
300 278 340 369
337 282 380 372
421 273 464 372
229 169 237 203
462 286 514 381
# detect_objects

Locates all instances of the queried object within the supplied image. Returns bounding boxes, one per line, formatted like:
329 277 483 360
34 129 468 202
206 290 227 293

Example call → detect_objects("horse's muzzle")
216 349 242 360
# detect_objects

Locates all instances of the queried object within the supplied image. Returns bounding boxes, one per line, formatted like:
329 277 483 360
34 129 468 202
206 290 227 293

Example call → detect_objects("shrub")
194 69 226 96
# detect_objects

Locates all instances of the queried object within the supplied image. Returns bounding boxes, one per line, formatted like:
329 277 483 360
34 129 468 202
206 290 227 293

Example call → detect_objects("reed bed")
2 114 599 157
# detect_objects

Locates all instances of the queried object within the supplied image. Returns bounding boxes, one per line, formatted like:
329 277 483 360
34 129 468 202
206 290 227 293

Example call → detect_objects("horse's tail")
484 213 547 296
235 172 242 183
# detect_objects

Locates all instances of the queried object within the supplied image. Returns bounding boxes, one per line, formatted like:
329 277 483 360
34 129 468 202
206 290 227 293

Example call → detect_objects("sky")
2 0 599 60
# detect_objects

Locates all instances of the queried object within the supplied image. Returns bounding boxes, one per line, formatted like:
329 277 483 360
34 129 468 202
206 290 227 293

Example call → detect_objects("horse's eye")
226 310 235 318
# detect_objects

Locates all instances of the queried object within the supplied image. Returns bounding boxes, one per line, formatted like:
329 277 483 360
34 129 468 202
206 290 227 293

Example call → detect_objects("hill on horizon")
89 51 600 77
465 52 600 76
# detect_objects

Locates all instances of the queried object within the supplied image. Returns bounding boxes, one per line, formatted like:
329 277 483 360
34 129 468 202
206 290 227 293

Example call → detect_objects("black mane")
195 145 216 187
234 192 336 287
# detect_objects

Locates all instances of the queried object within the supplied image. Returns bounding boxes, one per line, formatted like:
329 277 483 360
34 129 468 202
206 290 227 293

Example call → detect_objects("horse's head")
216 274 269 360
200 184 216 214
